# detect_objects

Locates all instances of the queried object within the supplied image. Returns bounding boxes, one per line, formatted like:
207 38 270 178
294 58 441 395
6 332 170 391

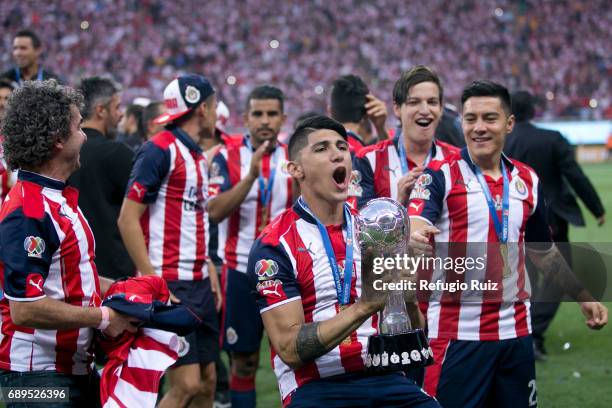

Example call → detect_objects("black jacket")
504 122 604 226
0 67 61 85
69 128 135 279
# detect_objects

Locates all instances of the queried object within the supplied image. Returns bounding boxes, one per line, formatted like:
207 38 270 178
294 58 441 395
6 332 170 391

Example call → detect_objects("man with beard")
69 77 135 280
207 85 294 408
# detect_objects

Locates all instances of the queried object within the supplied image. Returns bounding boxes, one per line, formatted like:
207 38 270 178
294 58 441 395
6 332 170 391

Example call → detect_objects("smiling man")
408 80 608 408
351 66 459 209
1 30 60 87
247 115 439 407
207 85 294 408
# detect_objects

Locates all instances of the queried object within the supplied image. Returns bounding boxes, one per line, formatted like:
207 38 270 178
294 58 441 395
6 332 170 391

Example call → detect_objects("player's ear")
506 113 515 134
287 160 304 181
392 103 401 119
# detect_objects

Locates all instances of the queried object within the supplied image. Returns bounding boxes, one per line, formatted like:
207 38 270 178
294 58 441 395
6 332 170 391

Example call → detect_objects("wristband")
97 306 110 331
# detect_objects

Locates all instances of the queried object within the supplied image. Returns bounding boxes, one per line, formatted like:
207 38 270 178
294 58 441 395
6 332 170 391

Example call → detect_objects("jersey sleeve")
247 238 301 313
208 152 232 199
525 179 553 247
125 141 170 204
407 167 445 225
0 209 59 301
352 154 376 209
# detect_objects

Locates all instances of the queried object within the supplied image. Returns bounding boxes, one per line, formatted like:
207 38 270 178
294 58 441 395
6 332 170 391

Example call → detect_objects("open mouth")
472 136 492 143
415 118 434 128
332 166 348 188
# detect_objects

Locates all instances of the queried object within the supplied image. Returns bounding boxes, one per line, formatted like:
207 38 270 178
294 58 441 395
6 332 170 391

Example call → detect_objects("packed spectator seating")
1 0 610 126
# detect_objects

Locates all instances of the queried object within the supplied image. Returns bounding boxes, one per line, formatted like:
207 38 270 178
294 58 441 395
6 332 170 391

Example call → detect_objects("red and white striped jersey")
0 171 101 374
100 328 179 408
247 202 377 404
126 127 210 281
351 137 459 208
407 148 552 341
209 138 293 273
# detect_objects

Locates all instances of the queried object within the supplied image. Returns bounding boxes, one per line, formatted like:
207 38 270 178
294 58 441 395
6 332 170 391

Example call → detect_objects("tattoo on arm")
296 322 328 363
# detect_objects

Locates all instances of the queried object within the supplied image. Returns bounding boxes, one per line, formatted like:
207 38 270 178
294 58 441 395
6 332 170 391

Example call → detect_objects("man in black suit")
504 91 605 359
68 77 135 280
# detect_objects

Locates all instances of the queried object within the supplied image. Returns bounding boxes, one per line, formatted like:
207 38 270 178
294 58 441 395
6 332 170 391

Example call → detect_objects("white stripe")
260 297 301 314
176 142 199 280
111 377 157 407
148 144 174 274
273 354 298 401
388 145 401 200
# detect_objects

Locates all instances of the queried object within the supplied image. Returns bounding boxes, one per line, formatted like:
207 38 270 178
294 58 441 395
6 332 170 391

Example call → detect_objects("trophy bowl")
356 198 434 373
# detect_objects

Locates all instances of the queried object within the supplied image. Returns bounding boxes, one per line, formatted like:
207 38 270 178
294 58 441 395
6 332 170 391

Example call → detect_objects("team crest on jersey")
514 178 528 197
24 236 45 258
415 174 432 188
255 259 279 281
348 170 363 197
226 327 238 345
209 162 226 185
410 186 430 200
184 86 201 104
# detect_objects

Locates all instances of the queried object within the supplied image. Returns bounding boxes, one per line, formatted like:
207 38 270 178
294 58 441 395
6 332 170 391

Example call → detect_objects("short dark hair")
330 75 369 123
511 90 535 122
142 101 165 134
288 115 347 160
393 65 443 106
77 76 122 120
15 29 41 49
245 85 284 113
461 80 512 115
0 79 14 91
293 111 321 129
1 80 83 171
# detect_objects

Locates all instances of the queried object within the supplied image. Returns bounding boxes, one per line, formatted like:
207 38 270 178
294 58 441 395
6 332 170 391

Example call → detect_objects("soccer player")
408 80 608 408
328 74 388 152
0 30 60 86
0 80 135 404
247 115 439 407
118 74 221 408
351 65 459 209
207 85 294 408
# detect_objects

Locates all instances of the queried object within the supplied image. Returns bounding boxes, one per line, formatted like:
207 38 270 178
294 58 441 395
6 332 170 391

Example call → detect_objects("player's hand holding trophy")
356 198 434 372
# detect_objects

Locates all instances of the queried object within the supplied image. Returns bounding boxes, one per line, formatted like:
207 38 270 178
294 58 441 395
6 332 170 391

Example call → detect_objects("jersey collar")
18 170 66 190
171 126 203 153
461 147 514 173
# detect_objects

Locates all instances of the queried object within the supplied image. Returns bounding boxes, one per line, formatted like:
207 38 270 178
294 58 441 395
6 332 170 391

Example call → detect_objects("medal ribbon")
298 197 354 305
396 136 432 175
245 136 280 210
473 160 509 243
15 67 43 84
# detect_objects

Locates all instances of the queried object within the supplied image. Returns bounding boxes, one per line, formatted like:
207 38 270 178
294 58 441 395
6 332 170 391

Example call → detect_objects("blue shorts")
167 279 219 366
288 372 439 408
221 268 263 353
424 336 537 408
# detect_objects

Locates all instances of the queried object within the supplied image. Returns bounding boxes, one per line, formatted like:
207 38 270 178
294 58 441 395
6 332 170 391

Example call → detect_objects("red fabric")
99 276 178 408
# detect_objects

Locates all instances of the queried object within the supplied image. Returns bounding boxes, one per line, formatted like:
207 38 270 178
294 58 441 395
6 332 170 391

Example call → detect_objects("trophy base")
365 329 434 373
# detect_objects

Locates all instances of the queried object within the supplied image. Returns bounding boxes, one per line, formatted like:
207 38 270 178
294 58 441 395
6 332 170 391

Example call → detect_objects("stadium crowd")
1 0 610 126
